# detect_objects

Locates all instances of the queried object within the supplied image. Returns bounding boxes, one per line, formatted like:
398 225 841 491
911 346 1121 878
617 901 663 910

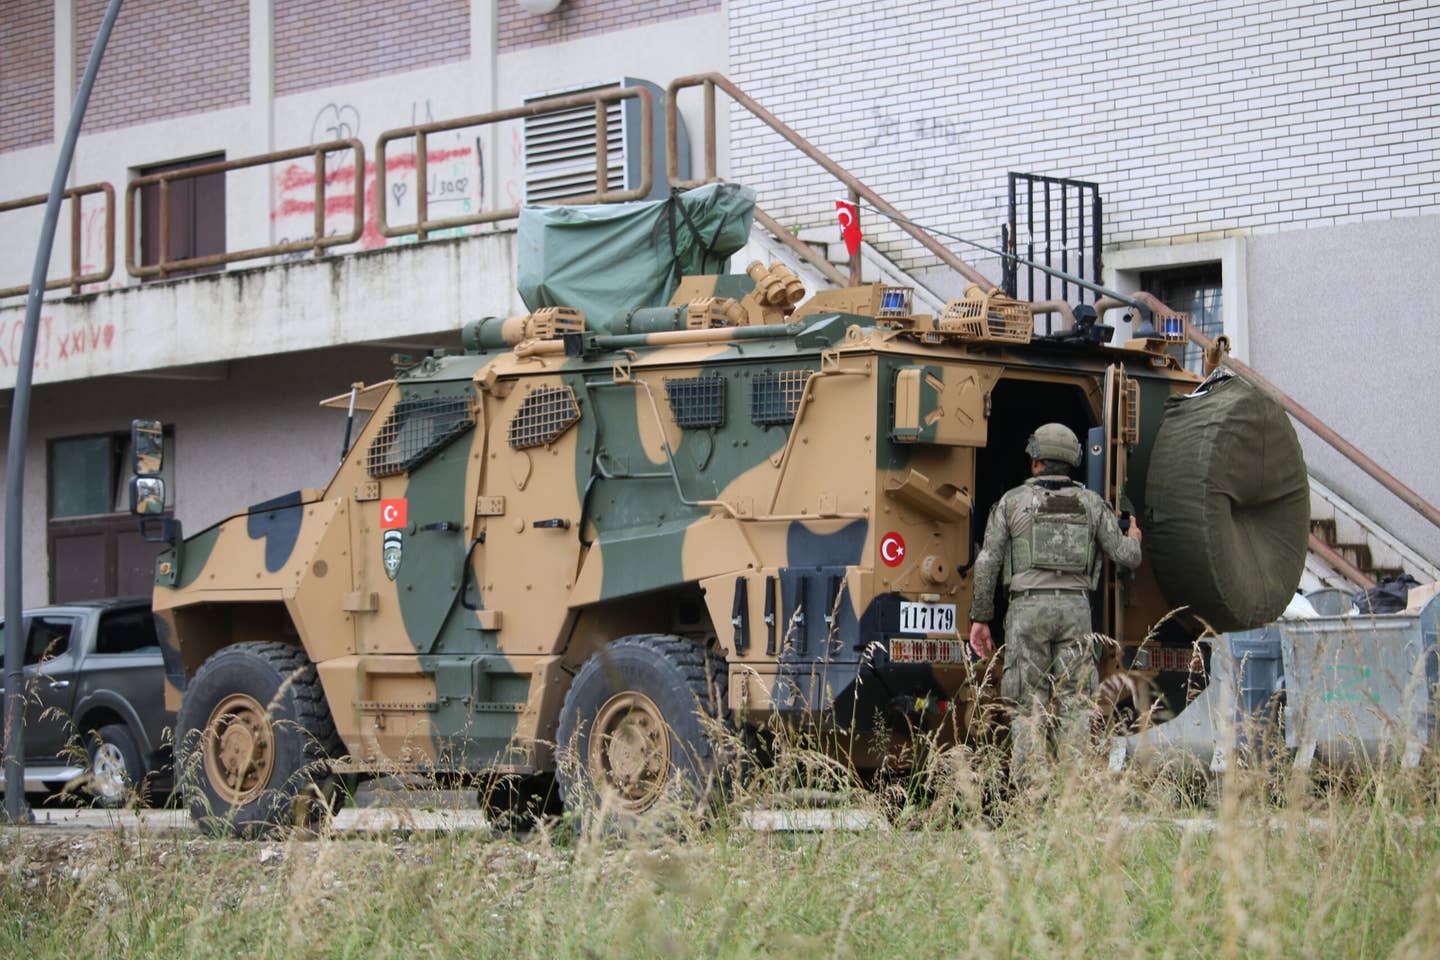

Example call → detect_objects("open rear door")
1099 363 1139 642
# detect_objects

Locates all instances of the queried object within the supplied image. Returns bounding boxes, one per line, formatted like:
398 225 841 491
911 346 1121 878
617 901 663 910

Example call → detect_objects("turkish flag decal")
380 498 408 530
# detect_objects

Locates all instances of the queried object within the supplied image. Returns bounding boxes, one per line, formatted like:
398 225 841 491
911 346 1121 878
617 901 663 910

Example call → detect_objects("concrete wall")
0 229 522 390
1247 213 1440 561
0 345 399 611
729 0 1440 286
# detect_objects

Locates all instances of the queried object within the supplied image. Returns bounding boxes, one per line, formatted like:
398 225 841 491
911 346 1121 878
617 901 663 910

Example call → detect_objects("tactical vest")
1003 479 1100 593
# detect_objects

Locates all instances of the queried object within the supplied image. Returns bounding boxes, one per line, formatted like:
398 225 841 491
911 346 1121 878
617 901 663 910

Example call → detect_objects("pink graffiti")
272 146 475 250
0 314 115 372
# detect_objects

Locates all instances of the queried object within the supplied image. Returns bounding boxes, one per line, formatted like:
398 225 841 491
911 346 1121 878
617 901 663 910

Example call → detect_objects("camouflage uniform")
969 475 1141 779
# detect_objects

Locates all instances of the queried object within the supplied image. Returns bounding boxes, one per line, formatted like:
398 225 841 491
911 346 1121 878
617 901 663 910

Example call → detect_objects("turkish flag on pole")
835 199 862 257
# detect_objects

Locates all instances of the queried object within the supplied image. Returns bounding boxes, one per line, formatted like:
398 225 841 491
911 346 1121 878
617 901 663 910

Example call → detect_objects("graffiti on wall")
272 100 485 261
0 314 116 374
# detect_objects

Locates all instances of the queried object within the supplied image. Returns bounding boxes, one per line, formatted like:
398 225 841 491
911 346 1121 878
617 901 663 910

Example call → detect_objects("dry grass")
2 736 1439 960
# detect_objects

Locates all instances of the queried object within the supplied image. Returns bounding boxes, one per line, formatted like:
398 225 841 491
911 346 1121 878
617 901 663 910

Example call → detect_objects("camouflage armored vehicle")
130 184 1309 834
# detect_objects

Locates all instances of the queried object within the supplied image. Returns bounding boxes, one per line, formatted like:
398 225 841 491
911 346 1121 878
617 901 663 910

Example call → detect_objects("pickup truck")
0 597 173 805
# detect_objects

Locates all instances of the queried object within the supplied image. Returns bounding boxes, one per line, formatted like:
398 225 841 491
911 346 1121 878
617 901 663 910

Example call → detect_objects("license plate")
1130 646 1202 673
890 637 968 664
898 601 957 635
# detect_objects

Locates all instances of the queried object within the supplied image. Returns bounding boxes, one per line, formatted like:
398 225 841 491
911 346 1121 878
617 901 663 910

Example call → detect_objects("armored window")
508 385 581 449
664 375 725 429
366 396 474 477
751 370 809 426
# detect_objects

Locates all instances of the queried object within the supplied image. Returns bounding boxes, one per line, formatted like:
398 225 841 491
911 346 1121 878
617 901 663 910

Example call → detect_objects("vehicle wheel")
1095 671 1172 736
176 641 345 838
556 635 728 824
87 724 146 808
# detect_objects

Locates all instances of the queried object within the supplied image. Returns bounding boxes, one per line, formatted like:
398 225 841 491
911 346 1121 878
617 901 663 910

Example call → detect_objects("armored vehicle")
130 185 1309 834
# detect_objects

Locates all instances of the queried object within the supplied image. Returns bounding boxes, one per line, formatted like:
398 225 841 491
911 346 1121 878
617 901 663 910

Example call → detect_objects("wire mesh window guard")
665 375 726 429
751 370 809 426
366 396 474 477
508 385 581 449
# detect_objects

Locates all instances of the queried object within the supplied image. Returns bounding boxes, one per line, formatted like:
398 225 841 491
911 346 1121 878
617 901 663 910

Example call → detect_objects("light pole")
4 0 125 823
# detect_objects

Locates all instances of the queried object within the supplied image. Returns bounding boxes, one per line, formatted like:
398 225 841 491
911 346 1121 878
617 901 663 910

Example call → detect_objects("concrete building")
1 0 1436 609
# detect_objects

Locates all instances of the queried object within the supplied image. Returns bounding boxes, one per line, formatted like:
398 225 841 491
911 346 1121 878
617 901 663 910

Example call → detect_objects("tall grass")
2 740 1438 960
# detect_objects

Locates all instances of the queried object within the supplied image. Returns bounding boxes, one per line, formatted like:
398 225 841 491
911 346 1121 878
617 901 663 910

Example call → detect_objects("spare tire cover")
1144 375 1309 632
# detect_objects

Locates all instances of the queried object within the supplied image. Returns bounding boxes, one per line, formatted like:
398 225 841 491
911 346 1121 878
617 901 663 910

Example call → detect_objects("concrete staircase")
1305 476 1440 592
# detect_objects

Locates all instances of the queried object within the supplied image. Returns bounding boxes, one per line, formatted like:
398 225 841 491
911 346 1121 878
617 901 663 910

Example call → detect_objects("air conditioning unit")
522 77 689 204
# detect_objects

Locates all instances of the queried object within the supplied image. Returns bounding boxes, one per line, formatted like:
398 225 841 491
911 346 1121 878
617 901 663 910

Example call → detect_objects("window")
47 430 175 602
137 153 226 280
24 618 73 666
1140 264 1222 375
1104 237 1249 374
49 431 174 519
95 608 159 655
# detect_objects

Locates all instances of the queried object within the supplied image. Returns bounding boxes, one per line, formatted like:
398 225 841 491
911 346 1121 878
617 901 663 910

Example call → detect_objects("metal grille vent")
937 293 1033 344
524 86 625 203
751 370 809 426
877 286 913 319
508 385 581 449
665 375 726 429
366 396 473 477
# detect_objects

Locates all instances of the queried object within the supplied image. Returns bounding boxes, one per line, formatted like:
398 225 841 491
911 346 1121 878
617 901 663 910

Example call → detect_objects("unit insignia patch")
382 529 403 580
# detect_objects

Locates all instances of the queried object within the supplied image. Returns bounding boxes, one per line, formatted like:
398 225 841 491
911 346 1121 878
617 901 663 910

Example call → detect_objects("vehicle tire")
556 635 728 824
175 641 345 838
87 724 146 808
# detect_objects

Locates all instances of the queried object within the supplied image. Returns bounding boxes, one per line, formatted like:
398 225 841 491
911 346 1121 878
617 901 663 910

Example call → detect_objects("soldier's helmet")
1026 422 1083 467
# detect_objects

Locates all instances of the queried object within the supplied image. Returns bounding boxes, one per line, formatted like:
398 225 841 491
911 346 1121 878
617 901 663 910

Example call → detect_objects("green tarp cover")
517 182 756 334
1144 374 1310 632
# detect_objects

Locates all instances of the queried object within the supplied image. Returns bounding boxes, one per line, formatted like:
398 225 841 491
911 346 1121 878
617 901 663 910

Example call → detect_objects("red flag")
380 498 408 529
835 199 862 256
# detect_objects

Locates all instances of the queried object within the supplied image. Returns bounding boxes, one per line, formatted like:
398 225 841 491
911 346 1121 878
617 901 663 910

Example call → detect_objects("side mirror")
131 419 164 476
130 476 166 516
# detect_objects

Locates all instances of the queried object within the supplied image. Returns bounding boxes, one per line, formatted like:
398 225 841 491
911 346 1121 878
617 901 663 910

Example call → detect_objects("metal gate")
1002 173 1102 330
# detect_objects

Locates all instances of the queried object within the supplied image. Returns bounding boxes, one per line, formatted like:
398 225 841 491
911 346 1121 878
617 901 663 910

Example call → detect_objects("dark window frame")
136 152 226 281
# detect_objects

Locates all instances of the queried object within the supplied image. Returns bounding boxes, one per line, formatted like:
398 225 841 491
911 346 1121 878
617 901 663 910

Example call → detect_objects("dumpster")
1279 593 1439 768
1113 593 1440 772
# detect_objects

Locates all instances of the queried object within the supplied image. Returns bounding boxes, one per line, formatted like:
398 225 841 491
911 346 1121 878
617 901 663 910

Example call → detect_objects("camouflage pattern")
1000 593 1096 781
1025 422 1082 467
144 270 1207 798
969 477 1141 623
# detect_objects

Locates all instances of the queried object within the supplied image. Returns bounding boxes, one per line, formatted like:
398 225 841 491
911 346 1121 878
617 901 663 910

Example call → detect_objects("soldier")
967 422 1142 785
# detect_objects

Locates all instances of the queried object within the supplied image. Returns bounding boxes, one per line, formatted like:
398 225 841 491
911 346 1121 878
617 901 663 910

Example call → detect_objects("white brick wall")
729 0 1440 279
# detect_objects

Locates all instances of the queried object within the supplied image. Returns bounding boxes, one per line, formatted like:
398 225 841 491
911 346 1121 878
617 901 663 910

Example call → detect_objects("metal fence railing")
123 140 364 279
0 183 114 298
375 84 654 241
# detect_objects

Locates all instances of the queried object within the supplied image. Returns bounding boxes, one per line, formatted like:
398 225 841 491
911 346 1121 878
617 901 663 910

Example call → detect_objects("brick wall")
499 0 719 52
0 2 54 151
76 0 248 133
729 0 1440 277
274 0 469 96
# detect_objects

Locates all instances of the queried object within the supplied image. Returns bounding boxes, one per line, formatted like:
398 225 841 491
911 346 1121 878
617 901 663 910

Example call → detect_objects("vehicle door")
1098 364 1138 642
18 615 82 763
351 381 483 656
90 607 168 752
